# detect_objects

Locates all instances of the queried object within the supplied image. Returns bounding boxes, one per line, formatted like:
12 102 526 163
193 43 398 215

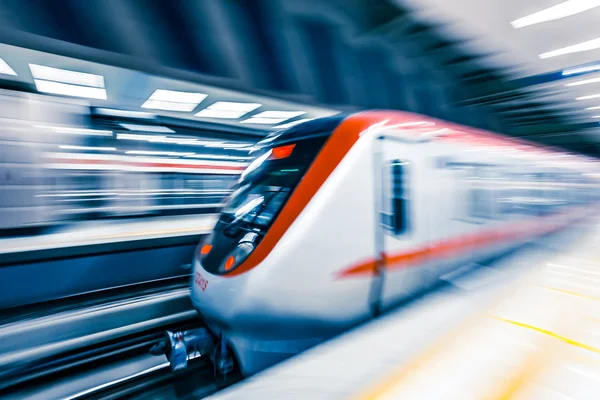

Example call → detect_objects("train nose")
190 257 236 319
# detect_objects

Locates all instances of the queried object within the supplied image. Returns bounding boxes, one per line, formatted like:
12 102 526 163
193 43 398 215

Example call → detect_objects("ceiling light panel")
126 150 194 156
586 105 600 109
253 111 305 119
119 123 175 133
141 89 207 112
195 102 261 119
0 58 17 76
186 154 251 160
34 80 107 100
540 37 600 59
511 0 600 29
563 64 600 75
95 108 156 119
30 64 105 87
565 76 600 86
274 118 313 129
36 125 112 136
59 145 116 151
29 64 107 100
576 93 600 100
241 110 306 124
241 117 288 124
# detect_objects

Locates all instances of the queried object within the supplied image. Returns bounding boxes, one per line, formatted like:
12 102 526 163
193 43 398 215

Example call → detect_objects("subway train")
181 111 599 376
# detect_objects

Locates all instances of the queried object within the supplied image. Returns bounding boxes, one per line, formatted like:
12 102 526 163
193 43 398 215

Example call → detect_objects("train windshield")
199 114 347 275
199 134 330 275
219 135 328 237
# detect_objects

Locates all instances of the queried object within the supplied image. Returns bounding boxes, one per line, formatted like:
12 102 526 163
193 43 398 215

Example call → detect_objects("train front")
189 116 346 374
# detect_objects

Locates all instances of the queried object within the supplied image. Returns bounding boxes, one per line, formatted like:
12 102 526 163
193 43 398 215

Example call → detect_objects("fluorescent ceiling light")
0 58 17 76
116 133 165 141
585 105 600 109
119 123 175 133
253 111 305 119
228 147 257 152
29 64 104 88
195 102 261 119
205 142 252 148
34 80 107 100
565 76 600 86
59 145 116 151
563 64 600 75
274 118 313 129
185 154 251 160
148 137 199 144
576 93 600 100
591 115 600 118
126 150 195 156
241 110 306 125
141 100 198 112
180 140 226 146
141 89 207 112
539 37 600 59
36 125 112 136
95 108 155 119
511 0 600 29
241 117 288 124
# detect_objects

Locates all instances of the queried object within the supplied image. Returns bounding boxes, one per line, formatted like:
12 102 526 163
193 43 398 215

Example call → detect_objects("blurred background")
1 0 600 398
1 0 600 232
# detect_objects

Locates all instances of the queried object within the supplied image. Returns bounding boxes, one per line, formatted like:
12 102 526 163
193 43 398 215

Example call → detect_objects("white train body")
190 111 599 375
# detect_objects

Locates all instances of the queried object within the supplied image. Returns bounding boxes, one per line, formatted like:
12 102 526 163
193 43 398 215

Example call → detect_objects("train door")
370 136 433 314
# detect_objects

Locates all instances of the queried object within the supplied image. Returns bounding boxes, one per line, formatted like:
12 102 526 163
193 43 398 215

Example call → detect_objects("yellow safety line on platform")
489 315 600 355
533 285 600 302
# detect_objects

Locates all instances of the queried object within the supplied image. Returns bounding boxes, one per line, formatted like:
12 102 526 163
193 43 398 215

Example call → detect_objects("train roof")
257 113 349 147
256 110 596 168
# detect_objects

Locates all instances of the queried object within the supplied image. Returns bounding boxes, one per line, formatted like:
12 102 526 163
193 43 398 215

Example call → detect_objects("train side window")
381 159 409 235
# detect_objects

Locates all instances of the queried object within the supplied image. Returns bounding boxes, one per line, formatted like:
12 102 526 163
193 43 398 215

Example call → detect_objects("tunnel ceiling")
0 0 597 155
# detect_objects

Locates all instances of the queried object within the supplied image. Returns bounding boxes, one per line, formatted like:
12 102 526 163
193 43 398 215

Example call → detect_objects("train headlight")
219 232 257 274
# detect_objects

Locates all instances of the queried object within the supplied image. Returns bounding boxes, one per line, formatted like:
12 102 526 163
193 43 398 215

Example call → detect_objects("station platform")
207 218 600 399
0 214 216 256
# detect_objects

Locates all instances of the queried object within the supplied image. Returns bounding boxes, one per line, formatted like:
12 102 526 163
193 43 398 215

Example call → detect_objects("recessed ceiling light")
241 117 288 124
565 76 600 86
29 64 108 100
126 150 195 156
0 58 17 76
576 93 600 100
185 154 251 160
141 89 207 112
119 123 175 133
253 111 305 119
511 0 600 29
205 142 253 148
59 145 116 151
30 64 104 87
563 64 600 75
195 102 261 119
34 80 107 100
585 105 600 110
35 125 112 136
540 37 600 59
95 108 156 119
116 133 164 141
241 110 306 124
274 118 313 129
